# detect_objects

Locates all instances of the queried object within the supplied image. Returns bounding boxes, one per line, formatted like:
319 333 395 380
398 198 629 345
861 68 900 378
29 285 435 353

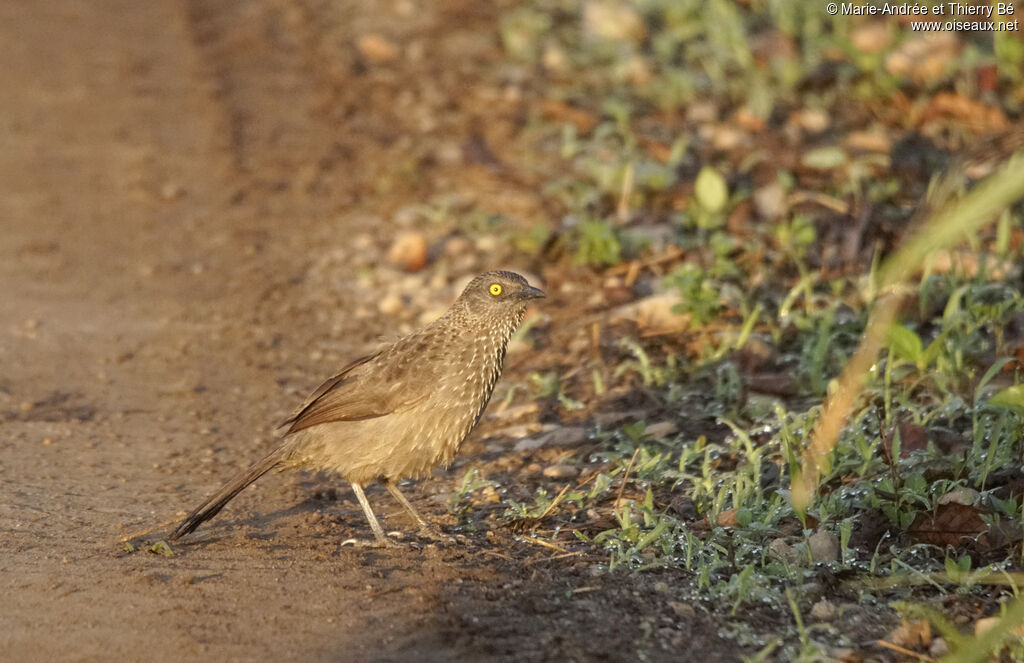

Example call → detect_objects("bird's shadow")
174 480 374 547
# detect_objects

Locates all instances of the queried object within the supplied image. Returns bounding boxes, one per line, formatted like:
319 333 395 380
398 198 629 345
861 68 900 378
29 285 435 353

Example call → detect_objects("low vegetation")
449 2 1024 659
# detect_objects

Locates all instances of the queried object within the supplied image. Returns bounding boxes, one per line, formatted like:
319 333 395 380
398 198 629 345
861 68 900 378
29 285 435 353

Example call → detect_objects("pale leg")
383 479 430 530
350 481 388 543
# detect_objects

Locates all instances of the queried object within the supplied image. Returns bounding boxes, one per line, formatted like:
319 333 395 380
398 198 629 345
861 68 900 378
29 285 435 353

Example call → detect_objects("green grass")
475 1 1024 658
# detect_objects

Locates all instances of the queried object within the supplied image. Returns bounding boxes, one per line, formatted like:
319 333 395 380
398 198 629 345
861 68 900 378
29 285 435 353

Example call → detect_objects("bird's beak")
517 284 546 301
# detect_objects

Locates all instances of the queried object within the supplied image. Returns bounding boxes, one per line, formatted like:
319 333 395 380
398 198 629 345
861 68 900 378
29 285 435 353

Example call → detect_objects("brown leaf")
638 136 672 163
745 372 798 397
897 421 929 455
716 508 740 527
908 503 988 548
777 515 818 536
887 619 932 649
881 421 929 459
886 33 960 83
542 100 599 133
920 92 1009 133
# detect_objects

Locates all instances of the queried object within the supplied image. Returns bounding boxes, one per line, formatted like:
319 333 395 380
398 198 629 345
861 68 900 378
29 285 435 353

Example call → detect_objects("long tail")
169 446 288 540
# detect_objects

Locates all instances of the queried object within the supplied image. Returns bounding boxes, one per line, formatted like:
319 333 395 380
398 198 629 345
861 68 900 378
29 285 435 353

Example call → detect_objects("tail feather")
169 446 288 540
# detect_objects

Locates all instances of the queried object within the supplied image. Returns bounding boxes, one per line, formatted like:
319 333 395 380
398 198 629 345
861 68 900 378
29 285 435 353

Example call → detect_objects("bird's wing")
278 351 427 434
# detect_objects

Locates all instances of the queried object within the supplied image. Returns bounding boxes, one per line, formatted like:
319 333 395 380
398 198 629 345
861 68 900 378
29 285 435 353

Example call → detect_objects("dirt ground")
0 2 743 661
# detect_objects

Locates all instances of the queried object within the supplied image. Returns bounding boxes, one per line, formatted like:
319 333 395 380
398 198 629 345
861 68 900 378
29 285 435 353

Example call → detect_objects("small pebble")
768 537 799 564
357 33 399 63
668 601 696 619
807 531 840 563
387 232 428 272
542 464 577 479
809 599 836 621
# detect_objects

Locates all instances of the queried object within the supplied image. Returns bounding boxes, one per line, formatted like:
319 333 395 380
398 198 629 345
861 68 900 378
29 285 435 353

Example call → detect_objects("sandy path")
0 2 439 660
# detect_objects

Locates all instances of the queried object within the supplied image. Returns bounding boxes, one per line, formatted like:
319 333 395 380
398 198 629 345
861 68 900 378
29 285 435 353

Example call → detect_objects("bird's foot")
415 527 460 545
340 532 404 549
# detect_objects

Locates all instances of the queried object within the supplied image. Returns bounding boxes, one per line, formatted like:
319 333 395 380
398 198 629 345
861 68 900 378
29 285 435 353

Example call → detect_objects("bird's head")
454 270 546 321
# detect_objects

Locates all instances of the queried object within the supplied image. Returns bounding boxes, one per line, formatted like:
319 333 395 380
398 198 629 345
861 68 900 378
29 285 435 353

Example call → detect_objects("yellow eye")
489 283 503 296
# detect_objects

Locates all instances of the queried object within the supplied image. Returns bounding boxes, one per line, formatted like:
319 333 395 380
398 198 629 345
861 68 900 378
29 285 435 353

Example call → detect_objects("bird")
169 270 545 544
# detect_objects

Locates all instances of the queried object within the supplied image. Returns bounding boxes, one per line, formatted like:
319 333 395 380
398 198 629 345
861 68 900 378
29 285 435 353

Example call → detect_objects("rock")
357 33 399 63
937 487 980 506
613 292 689 334
542 464 578 479
827 648 858 662
494 423 553 444
624 55 652 86
790 108 829 133
542 44 570 75
929 637 949 657
800 581 825 603
513 426 587 452
974 616 1000 635
378 293 403 316
443 235 472 258
474 235 498 253
387 232 428 272
850 20 891 54
582 1 646 44
809 600 836 621
807 531 840 563
546 426 588 447
487 402 540 422
701 124 747 151
160 181 184 200
844 129 891 154
768 537 800 564
393 206 421 227
886 33 958 83
753 182 787 220
644 421 677 440
687 101 717 123
668 601 696 619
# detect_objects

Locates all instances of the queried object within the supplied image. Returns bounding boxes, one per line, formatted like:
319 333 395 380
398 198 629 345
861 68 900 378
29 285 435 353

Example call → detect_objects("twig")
524 551 585 566
569 585 601 594
520 536 570 553
605 245 686 277
480 549 516 562
538 483 572 521
617 162 634 225
874 639 933 661
615 447 641 509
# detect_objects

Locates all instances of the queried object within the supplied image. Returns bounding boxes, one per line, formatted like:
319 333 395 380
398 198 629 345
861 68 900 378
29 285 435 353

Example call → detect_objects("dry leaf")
542 100 599 133
908 503 988 549
921 92 1009 133
716 509 740 527
887 619 932 649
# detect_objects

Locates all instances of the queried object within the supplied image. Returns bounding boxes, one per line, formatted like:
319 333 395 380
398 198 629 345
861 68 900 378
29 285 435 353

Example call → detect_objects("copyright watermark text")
825 2 1019 30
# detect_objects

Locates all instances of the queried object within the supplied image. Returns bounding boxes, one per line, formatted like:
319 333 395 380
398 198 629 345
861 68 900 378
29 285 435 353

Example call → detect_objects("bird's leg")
349 481 390 544
382 479 431 531
382 480 457 544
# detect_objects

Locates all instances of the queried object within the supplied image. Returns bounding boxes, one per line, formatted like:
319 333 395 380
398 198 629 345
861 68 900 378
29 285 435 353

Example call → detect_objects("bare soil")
0 2 741 661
